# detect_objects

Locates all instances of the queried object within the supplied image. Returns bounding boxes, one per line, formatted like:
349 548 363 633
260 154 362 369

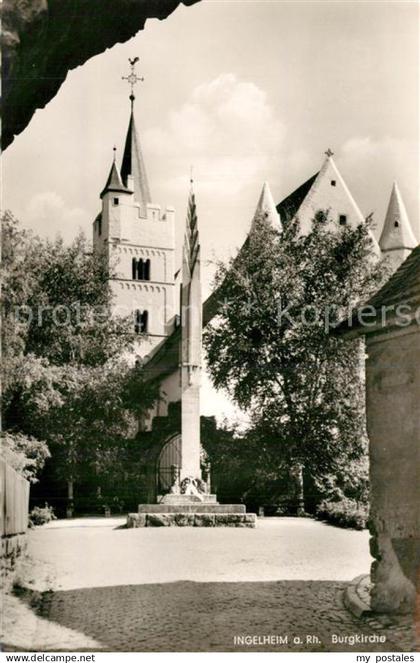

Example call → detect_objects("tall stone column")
180 186 202 482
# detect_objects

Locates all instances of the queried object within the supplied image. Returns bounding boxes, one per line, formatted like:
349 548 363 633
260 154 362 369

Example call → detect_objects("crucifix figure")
324 148 334 157
122 57 144 108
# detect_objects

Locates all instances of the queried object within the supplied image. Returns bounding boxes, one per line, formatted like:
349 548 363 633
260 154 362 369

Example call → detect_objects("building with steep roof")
92 70 418 510
91 73 418 537
135 151 418 417
93 97 176 358
276 151 381 256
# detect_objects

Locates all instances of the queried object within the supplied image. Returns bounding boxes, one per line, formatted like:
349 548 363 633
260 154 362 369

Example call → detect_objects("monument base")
127 496 256 527
158 493 218 505
127 511 256 527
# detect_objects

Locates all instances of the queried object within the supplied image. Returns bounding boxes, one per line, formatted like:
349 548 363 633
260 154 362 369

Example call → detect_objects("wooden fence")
0 458 30 538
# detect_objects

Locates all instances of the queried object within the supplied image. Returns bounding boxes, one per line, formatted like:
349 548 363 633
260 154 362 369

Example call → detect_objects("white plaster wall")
110 280 175 337
299 159 365 232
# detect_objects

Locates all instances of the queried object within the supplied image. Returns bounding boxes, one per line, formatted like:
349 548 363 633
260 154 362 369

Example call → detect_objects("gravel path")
2 517 416 652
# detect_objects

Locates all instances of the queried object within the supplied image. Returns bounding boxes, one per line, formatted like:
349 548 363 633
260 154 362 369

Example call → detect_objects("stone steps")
127 512 257 528
137 503 246 514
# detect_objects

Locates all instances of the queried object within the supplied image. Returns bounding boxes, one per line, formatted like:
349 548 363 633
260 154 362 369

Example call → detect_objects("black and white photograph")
1 0 419 656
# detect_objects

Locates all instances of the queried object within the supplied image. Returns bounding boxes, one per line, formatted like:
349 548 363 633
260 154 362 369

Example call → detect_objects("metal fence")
0 458 30 537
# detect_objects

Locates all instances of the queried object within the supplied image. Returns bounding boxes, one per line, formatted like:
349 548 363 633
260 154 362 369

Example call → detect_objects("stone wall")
1 460 30 581
365 327 420 614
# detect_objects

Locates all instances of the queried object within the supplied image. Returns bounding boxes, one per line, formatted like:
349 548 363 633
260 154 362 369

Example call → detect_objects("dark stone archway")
1 0 200 150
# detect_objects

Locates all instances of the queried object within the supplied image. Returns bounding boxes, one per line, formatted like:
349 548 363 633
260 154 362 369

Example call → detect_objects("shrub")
1 432 50 483
29 503 56 527
315 497 368 530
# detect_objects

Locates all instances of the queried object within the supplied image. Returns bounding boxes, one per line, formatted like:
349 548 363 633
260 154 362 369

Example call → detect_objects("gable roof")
276 173 318 225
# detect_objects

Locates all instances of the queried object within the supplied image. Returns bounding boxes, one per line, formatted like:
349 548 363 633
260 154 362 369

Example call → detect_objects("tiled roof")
276 173 318 225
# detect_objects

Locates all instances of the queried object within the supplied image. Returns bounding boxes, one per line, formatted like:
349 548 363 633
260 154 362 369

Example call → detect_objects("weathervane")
122 57 144 108
324 148 334 157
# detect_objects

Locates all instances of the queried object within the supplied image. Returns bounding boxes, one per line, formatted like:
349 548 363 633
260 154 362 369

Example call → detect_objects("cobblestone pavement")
2 517 417 652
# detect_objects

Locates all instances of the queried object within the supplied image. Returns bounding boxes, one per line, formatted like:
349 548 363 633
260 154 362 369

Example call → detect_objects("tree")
1 212 157 508
204 211 387 508
1 211 134 368
1 431 50 483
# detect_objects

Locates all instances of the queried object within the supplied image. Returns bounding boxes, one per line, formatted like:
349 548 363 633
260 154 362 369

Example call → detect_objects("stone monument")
127 185 256 527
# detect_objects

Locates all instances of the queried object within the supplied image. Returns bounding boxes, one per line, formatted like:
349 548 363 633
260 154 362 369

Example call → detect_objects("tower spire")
379 181 417 270
252 181 281 231
120 58 151 216
100 147 129 199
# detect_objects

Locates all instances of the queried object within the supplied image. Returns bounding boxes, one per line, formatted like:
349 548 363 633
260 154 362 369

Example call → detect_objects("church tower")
93 60 176 357
379 181 417 272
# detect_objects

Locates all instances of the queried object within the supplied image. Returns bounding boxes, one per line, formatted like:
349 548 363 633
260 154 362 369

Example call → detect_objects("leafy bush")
29 503 56 527
316 497 368 530
1 431 50 483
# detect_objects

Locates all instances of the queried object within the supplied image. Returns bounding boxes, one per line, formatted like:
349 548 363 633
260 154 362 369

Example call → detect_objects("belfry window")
137 258 144 280
132 258 151 281
144 259 151 280
134 309 148 334
330 180 336 187
394 220 399 228
339 214 347 226
113 197 119 206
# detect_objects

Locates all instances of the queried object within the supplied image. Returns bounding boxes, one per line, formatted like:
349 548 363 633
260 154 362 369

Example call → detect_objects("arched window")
141 310 148 333
134 309 148 334
131 258 151 281
144 259 151 281
134 309 141 334
137 258 144 280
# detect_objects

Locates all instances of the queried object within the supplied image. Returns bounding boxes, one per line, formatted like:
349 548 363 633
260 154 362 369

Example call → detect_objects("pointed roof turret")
252 181 281 230
379 181 417 253
100 152 131 199
120 108 151 217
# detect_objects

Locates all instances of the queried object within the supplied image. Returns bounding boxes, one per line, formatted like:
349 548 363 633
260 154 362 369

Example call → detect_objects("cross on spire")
324 148 334 157
122 57 144 109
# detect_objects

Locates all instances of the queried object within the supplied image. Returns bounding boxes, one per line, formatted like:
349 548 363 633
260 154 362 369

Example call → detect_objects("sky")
2 0 419 421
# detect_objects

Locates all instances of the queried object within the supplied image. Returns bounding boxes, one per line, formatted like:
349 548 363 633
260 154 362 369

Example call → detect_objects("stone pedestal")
159 493 218 505
127 510 256 528
127 495 257 527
